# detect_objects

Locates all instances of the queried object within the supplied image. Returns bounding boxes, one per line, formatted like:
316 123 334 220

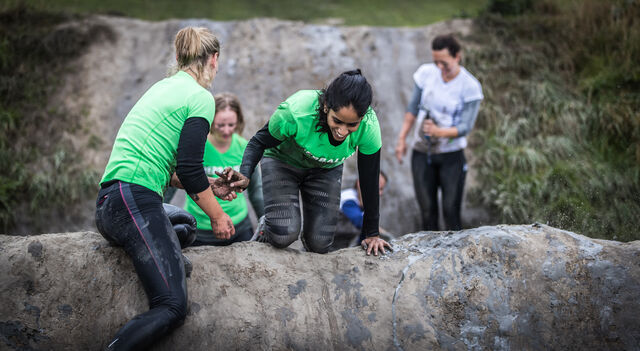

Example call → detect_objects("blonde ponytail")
173 27 220 86
175 27 203 67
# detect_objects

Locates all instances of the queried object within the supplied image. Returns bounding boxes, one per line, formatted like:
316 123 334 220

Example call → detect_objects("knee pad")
301 234 331 254
163 204 197 248
268 227 300 249
265 215 300 248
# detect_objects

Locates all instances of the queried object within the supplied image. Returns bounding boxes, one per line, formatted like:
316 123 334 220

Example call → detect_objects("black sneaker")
250 216 269 243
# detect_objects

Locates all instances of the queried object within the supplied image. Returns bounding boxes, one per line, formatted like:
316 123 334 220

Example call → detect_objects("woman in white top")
395 34 483 230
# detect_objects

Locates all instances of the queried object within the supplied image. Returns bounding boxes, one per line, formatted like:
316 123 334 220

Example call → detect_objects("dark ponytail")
316 69 372 133
432 34 461 57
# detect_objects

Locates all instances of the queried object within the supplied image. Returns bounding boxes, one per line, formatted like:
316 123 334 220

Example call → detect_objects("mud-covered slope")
1 224 638 350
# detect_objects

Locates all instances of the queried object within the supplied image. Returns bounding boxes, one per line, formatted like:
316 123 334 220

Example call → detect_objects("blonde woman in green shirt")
233 70 392 256
95 27 238 350
184 93 264 246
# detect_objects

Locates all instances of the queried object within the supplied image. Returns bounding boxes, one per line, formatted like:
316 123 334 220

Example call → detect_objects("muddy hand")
215 167 250 191
210 177 237 200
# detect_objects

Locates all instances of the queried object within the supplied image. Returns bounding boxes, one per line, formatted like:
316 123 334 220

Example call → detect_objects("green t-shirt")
100 71 215 196
264 90 382 169
184 134 249 229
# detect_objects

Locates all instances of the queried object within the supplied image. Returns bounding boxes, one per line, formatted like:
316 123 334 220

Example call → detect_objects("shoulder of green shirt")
185 89 215 123
234 133 249 146
284 90 320 113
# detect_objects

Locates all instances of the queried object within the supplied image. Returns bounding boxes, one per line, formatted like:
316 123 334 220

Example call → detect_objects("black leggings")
411 149 467 231
261 157 343 254
95 181 188 351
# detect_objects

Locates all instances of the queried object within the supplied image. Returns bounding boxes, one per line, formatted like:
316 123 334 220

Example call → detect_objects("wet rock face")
1 225 638 350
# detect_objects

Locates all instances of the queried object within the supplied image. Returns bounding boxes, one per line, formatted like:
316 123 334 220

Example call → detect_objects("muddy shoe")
182 253 193 278
250 215 269 243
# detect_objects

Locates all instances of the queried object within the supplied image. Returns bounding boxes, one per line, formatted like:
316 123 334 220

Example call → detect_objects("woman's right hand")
211 213 235 239
216 167 250 191
210 177 238 201
422 119 439 137
395 139 407 164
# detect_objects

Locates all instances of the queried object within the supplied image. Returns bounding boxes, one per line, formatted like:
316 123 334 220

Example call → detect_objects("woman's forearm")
239 122 282 180
397 112 417 142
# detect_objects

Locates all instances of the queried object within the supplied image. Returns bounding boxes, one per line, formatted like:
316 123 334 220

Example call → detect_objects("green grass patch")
6 0 488 26
0 5 113 232
466 0 640 241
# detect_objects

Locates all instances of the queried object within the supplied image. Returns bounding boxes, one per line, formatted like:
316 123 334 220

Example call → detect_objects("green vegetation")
7 0 488 26
0 5 113 232
465 0 639 241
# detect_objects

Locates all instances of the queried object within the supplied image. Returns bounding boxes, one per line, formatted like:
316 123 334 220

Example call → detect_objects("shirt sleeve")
186 90 216 125
357 149 380 238
239 122 283 179
412 64 435 90
406 83 423 116
267 100 297 141
247 165 264 218
356 108 382 155
176 117 210 195
462 72 484 103
454 100 481 137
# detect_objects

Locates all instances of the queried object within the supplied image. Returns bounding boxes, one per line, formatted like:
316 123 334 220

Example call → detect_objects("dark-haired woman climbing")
231 69 391 256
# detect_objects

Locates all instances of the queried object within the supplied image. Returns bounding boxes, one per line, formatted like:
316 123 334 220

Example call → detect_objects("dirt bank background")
22 15 486 235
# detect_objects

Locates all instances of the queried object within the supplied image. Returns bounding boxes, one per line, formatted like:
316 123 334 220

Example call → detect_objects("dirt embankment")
1 224 639 349
30 15 485 236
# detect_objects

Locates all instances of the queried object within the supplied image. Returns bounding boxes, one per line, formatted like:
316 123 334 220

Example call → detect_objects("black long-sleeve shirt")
175 117 210 195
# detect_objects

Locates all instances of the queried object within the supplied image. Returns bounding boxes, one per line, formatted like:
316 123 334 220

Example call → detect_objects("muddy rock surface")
24 15 486 235
1 224 638 350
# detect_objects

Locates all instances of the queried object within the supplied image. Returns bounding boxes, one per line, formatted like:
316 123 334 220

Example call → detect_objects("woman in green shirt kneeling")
184 93 264 246
232 69 391 255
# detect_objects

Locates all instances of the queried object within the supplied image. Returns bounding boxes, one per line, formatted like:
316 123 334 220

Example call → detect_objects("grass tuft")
0 4 113 233
465 0 640 241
